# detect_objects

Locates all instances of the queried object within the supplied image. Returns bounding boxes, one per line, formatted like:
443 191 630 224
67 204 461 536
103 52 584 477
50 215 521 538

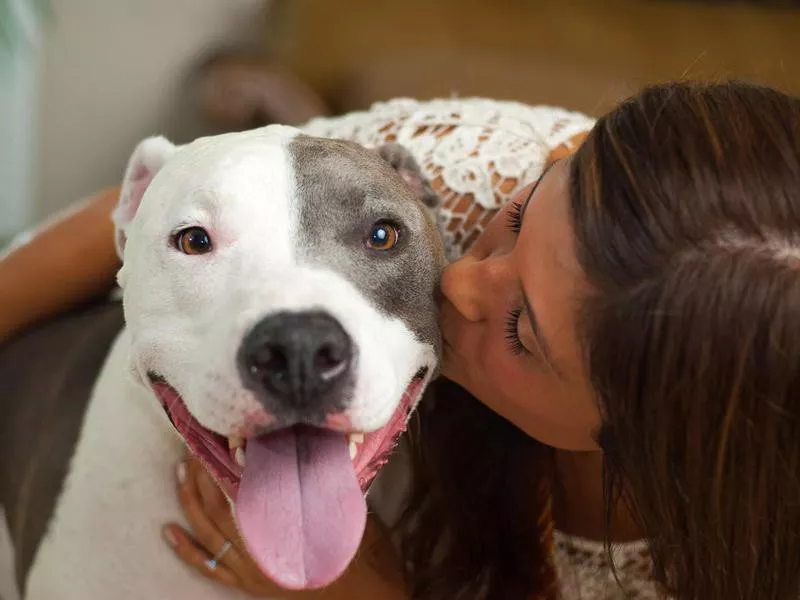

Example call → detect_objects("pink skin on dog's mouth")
148 368 427 589
150 369 427 495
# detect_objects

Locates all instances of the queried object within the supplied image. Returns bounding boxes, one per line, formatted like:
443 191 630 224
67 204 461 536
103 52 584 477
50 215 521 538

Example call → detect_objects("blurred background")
1 0 800 247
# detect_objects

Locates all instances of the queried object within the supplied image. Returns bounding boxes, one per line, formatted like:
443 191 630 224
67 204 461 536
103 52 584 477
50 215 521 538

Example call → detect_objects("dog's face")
113 125 445 589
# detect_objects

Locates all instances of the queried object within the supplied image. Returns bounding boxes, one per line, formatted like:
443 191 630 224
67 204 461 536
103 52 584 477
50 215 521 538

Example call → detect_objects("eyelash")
506 201 524 234
504 307 527 356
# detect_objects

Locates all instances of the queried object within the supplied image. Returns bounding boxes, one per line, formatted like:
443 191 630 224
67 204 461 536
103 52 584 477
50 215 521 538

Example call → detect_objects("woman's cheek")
482 345 522 394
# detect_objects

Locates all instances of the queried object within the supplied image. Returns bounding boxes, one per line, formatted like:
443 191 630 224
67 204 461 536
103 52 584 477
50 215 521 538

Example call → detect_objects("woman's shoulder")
300 98 595 183
301 97 595 260
301 97 595 150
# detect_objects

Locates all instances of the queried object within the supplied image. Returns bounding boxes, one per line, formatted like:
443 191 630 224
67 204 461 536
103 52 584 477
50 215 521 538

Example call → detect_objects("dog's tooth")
349 441 358 460
349 432 364 444
235 447 246 467
228 435 243 449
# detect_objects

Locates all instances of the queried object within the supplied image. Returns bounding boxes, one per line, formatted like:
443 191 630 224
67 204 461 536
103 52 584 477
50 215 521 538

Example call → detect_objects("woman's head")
574 81 800 599
440 81 800 598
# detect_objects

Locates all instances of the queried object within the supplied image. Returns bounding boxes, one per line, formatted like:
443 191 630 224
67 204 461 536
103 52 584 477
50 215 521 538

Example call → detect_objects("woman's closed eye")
504 306 529 356
506 201 524 234
504 294 557 372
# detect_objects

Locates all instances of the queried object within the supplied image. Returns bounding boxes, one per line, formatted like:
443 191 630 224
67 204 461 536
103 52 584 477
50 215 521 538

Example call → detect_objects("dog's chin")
147 368 429 499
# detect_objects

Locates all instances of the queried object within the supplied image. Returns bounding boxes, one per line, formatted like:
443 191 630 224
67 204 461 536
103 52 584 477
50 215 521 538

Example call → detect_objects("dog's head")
113 125 445 589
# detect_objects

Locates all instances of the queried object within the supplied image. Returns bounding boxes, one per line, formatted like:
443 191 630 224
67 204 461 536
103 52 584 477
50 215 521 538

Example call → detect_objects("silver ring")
205 540 232 571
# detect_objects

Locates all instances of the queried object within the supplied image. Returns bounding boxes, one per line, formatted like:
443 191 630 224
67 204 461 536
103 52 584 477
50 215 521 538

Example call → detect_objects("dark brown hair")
399 81 800 600
399 379 555 599
573 81 800 599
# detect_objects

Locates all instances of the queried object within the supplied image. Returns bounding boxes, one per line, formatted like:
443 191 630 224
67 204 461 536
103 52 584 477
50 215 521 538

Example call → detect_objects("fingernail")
163 527 178 548
176 461 187 484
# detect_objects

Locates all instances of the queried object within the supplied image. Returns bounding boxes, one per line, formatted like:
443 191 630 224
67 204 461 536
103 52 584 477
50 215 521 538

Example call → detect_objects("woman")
2 81 799 599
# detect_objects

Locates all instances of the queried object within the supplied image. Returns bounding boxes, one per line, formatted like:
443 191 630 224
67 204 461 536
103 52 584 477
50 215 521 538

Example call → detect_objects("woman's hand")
163 456 409 599
163 456 286 596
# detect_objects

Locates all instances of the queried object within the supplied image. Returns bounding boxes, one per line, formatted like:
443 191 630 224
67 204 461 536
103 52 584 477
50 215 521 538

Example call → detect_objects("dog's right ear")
376 143 440 211
113 136 178 261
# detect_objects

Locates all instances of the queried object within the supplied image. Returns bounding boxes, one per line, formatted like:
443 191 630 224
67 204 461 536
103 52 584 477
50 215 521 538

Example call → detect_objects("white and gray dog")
0 125 446 599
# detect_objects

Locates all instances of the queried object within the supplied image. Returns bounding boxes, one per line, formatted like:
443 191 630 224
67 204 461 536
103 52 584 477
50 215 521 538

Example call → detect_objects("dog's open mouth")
148 368 428 590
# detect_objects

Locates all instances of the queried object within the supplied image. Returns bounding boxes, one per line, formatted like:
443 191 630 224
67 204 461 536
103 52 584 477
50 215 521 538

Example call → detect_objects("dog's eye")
367 221 399 251
175 227 212 255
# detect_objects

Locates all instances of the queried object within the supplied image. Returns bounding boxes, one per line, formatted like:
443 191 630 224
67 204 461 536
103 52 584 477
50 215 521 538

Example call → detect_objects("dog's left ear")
113 136 179 261
376 143 440 211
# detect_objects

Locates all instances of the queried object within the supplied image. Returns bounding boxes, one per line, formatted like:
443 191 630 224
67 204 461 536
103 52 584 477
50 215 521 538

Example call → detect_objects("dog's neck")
24 329 255 598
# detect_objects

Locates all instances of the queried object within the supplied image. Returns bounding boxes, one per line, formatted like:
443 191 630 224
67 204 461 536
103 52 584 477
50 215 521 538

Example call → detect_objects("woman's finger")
187 458 243 543
176 458 291 594
163 524 239 587
175 460 253 575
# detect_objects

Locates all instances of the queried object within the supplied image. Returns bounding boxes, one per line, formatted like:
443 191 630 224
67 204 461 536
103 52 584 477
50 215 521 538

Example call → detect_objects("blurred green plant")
0 0 49 53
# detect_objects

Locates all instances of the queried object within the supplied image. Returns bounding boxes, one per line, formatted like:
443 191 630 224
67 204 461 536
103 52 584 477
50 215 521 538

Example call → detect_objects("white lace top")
554 531 657 599
302 97 594 262
306 98 660 599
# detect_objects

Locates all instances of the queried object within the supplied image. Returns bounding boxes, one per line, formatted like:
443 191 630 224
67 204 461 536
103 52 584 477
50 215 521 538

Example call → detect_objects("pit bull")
0 124 446 599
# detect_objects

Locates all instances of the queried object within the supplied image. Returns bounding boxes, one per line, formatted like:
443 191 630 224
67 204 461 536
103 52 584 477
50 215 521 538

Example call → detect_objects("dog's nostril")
315 344 347 378
250 345 289 376
239 311 353 408
316 346 349 384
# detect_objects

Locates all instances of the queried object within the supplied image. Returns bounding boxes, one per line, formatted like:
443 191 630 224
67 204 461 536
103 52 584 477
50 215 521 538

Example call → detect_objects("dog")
0 124 446 599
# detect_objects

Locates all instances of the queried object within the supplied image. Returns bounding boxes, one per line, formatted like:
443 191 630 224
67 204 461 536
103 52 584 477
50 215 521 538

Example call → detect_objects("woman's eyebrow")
521 285 566 380
521 286 553 365
517 159 561 230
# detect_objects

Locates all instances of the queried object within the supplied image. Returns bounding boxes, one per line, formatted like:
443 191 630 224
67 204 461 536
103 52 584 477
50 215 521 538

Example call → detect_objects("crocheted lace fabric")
554 531 659 599
302 97 595 261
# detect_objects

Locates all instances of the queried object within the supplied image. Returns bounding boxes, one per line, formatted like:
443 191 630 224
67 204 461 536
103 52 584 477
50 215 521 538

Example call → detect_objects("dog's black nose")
239 311 353 412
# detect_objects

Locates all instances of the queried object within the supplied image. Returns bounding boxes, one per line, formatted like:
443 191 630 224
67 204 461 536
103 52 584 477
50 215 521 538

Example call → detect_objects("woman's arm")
0 187 121 341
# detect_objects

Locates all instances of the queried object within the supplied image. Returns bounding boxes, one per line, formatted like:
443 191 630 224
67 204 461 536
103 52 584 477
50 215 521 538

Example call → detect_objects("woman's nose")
441 254 513 323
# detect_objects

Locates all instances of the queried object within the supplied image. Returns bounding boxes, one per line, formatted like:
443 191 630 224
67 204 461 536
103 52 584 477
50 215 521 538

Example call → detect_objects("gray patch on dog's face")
289 135 446 359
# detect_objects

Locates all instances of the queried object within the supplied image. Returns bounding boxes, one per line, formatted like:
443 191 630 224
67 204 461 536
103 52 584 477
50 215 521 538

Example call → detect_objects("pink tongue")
235 427 367 590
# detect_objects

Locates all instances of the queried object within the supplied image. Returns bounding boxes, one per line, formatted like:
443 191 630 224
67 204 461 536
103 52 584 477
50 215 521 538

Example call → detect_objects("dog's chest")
24 331 255 600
